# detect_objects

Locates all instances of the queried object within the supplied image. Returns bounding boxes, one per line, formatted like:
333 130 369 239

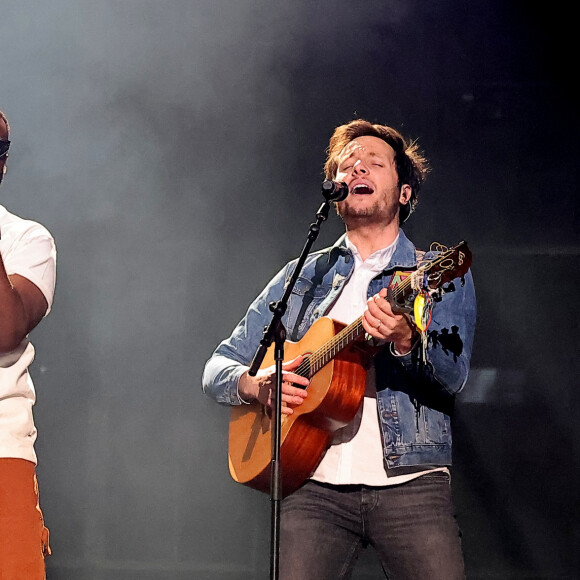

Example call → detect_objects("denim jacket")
202 229 476 472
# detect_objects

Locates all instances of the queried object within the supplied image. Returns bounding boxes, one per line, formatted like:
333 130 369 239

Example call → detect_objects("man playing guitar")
203 119 476 580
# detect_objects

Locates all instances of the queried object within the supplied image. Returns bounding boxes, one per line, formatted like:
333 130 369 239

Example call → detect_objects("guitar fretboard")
295 317 366 379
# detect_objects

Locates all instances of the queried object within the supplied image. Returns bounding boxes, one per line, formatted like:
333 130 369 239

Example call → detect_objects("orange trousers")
0 458 51 580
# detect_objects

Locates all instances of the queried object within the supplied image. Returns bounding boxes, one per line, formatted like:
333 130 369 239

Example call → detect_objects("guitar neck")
306 317 366 377
295 241 471 380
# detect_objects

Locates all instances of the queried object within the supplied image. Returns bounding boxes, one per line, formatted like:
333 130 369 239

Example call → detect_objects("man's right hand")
238 355 309 415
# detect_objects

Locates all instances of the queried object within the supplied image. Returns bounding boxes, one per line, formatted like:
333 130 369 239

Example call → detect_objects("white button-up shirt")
311 234 444 486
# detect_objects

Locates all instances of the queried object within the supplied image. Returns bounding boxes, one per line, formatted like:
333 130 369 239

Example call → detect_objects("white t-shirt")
0 204 56 463
311 234 445 486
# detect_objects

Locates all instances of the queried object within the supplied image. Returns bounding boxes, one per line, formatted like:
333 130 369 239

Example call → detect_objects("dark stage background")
2 1 578 578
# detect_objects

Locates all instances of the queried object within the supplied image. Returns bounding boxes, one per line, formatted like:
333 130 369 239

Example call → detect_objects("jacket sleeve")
201 264 290 406
393 268 476 395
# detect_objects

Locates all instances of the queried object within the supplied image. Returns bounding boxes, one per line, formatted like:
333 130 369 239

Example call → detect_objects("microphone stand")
247 181 346 580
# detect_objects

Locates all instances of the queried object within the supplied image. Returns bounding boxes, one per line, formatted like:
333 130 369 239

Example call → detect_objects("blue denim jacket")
202 230 476 472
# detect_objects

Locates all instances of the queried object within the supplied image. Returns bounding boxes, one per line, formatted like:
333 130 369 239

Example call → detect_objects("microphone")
321 180 349 202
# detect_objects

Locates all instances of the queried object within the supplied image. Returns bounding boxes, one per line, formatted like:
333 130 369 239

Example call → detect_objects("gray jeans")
279 472 465 580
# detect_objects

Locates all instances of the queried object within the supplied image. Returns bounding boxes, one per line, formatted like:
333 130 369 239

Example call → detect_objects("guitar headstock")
387 240 472 314
422 241 472 290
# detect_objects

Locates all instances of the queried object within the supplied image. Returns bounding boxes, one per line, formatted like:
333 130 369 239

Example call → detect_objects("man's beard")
336 199 399 225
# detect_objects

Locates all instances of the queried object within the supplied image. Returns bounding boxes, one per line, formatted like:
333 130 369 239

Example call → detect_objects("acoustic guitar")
228 241 472 497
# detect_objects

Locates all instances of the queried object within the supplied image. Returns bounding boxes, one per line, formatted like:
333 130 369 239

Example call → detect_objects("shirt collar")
344 233 399 273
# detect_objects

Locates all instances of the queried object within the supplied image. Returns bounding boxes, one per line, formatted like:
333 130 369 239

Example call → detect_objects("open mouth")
351 184 374 195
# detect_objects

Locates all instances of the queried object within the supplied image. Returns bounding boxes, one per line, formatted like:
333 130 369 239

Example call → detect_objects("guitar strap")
288 247 342 342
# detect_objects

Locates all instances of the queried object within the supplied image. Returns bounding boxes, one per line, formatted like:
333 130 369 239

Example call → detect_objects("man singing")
203 119 476 580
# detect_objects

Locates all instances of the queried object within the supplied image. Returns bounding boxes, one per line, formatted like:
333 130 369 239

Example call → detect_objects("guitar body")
228 316 368 497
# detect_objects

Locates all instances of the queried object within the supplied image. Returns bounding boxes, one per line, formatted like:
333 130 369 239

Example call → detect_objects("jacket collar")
388 229 417 270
